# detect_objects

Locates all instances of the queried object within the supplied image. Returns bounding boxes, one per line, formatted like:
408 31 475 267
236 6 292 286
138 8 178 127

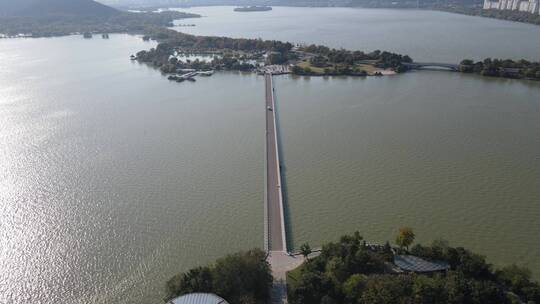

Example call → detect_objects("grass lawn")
357 63 379 74
296 61 326 74
286 263 305 290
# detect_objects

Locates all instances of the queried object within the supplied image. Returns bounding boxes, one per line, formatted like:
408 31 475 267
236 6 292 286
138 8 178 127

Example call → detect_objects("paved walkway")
268 252 306 304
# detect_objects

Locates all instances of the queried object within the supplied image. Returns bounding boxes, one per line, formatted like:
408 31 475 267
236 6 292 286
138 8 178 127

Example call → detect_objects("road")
265 73 286 252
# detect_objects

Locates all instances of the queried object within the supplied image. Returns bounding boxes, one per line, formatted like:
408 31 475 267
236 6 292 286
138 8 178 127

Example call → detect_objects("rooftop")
169 293 229 304
394 255 450 273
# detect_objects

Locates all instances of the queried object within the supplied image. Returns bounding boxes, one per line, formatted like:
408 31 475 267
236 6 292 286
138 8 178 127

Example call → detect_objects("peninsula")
134 28 413 79
135 28 540 82
0 0 200 38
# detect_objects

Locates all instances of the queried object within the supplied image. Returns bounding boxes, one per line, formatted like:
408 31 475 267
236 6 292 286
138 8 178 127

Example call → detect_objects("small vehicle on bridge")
267 106 273 111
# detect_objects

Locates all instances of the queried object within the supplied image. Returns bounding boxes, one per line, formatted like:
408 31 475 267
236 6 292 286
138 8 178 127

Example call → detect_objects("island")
165 229 540 304
234 6 273 12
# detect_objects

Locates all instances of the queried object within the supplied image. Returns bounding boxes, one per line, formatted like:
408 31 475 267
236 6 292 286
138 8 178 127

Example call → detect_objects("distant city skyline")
483 0 540 14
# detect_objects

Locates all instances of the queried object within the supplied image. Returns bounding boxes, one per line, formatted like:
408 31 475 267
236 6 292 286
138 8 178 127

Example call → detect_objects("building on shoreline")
483 0 540 14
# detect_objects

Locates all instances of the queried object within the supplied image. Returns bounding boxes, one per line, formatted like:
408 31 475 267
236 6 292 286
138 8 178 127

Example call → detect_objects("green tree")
166 249 272 304
460 59 474 66
300 242 312 259
212 249 273 303
343 274 367 301
381 241 394 262
395 227 415 251
166 266 213 299
267 52 287 65
449 247 493 280
412 275 448 303
360 275 414 304
497 265 540 303
291 65 304 74
469 279 509 304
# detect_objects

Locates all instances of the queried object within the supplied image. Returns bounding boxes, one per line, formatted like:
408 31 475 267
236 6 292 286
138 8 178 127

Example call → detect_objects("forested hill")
0 0 119 17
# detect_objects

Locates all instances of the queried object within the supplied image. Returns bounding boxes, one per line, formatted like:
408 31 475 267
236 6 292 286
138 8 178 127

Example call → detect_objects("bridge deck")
403 62 459 70
265 74 287 252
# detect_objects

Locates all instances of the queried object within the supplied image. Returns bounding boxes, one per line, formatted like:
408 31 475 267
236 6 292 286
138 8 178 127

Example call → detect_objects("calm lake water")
1 7 539 304
175 6 540 62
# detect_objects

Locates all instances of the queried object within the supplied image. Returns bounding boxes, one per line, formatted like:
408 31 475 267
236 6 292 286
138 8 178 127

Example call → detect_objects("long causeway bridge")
264 73 287 253
264 73 316 303
265 73 301 303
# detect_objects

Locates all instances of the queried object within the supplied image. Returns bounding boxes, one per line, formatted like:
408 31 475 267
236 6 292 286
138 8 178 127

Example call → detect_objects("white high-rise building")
511 0 520 10
527 0 538 13
483 0 540 13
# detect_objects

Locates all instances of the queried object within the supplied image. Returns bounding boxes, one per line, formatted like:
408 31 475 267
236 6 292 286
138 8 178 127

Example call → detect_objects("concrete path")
267 252 306 304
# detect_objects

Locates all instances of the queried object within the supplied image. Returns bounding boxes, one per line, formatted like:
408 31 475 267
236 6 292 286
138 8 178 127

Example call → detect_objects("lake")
1 7 539 304
175 6 540 62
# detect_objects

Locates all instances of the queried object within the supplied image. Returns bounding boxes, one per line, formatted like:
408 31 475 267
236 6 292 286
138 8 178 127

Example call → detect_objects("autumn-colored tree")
395 227 415 251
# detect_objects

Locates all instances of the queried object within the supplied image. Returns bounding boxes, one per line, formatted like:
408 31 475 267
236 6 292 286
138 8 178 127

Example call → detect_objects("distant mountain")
0 0 119 17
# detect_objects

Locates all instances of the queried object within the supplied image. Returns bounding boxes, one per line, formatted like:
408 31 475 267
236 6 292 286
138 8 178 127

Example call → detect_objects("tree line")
459 58 540 80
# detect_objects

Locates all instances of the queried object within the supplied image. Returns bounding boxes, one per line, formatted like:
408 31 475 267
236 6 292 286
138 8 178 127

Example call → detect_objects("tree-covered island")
165 230 540 304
